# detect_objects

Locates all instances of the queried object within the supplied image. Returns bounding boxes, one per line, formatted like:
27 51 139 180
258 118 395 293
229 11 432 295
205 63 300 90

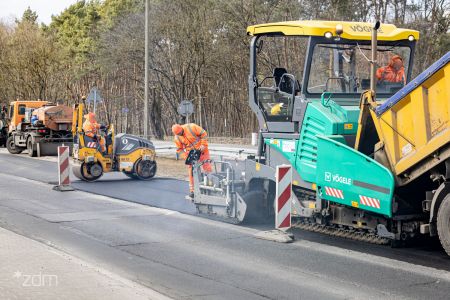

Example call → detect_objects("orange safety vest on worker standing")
174 123 208 157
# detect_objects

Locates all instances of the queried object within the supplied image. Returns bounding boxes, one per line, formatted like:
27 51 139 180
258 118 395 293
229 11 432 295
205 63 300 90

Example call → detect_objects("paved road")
0 150 449 268
1 151 450 299
0 149 195 214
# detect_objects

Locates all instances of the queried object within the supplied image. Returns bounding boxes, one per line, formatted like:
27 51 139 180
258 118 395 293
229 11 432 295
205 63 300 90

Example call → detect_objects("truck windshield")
9 105 14 119
307 43 411 96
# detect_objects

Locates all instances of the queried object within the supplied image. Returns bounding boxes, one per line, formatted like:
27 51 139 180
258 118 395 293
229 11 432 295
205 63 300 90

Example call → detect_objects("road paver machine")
191 20 450 254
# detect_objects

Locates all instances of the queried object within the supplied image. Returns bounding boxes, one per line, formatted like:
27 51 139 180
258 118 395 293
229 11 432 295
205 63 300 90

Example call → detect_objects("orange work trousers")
188 148 212 192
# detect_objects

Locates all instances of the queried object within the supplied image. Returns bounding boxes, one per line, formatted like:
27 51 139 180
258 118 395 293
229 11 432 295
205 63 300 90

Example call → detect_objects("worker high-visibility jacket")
82 120 100 138
376 65 405 83
82 120 106 152
174 123 209 158
174 123 211 193
376 56 406 84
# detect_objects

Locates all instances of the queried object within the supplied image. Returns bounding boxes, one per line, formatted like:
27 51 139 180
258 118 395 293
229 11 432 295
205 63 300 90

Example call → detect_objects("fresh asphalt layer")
0 150 450 299
0 150 195 214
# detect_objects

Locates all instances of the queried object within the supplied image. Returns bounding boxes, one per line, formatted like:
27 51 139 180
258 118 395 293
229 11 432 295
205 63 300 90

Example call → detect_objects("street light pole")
144 0 150 138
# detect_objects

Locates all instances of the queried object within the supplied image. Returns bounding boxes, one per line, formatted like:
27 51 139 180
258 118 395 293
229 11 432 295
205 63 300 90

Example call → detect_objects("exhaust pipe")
370 21 381 94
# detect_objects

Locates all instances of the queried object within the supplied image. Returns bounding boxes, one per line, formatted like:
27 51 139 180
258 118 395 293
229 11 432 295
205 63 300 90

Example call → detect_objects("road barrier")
53 146 74 192
275 165 292 230
254 165 294 243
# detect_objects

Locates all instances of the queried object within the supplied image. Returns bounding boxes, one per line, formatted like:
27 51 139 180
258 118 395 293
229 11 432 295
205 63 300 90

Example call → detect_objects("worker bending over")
83 112 106 153
172 123 212 198
376 55 406 84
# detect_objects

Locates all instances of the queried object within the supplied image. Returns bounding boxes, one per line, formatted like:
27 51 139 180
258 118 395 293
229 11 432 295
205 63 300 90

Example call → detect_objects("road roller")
71 102 157 182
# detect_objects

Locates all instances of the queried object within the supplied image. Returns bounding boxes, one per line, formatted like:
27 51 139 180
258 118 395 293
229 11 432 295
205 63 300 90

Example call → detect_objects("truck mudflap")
315 135 395 217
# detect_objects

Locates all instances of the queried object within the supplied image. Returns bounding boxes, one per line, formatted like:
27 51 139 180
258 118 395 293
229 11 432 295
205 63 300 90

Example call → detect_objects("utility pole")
144 0 150 138
93 88 97 115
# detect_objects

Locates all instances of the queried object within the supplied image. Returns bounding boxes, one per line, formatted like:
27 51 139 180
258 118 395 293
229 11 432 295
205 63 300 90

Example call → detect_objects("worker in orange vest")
172 123 212 198
376 55 406 84
83 112 106 153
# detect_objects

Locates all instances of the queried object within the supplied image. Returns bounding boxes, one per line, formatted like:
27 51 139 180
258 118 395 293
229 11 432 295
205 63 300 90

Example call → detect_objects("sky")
0 0 79 24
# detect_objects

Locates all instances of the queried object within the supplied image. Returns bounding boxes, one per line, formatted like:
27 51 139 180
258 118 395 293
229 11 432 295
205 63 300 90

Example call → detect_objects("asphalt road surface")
1 150 450 299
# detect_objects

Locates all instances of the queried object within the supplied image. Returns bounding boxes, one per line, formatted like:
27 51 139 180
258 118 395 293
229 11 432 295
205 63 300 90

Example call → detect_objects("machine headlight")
324 31 333 39
408 35 415 41
335 24 344 35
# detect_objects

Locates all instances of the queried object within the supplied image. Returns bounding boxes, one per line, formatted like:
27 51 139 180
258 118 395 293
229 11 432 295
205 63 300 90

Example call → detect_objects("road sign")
177 100 194 117
275 165 292 230
86 87 102 104
86 87 102 114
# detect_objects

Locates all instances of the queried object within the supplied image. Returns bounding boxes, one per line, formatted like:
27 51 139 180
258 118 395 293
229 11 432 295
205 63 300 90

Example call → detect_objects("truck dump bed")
374 52 450 180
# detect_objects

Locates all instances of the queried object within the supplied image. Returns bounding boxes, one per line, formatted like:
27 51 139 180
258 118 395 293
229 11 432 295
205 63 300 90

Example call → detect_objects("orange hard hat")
84 112 96 121
389 55 403 66
172 124 183 136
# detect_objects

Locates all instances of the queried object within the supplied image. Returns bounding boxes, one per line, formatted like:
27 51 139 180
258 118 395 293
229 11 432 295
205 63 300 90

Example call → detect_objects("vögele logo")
324 172 352 185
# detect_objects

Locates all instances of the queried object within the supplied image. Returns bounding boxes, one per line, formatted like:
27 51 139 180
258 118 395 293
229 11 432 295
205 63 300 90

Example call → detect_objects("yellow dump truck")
354 51 450 251
372 53 450 186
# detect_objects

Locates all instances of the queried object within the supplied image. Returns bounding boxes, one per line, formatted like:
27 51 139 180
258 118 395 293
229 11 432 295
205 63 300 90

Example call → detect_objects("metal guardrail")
155 144 256 159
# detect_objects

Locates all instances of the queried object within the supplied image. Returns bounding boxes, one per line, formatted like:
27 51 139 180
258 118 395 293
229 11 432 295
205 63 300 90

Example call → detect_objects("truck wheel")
27 138 37 157
6 136 23 154
437 194 450 256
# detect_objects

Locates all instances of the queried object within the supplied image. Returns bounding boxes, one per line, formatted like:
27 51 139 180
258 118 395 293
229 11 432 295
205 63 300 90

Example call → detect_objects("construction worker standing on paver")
172 123 212 198
83 112 106 153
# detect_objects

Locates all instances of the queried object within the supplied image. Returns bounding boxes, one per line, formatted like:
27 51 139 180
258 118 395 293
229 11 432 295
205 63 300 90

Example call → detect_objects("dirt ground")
155 156 189 181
